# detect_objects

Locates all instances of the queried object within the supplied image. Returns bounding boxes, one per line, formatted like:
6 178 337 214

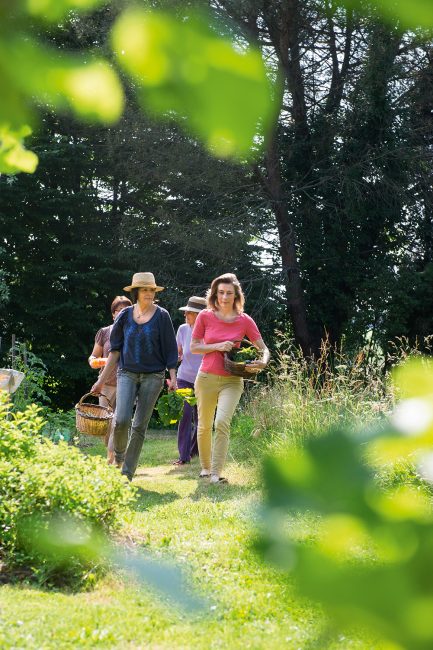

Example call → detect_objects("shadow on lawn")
190 480 252 503
132 486 180 511
166 463 258 502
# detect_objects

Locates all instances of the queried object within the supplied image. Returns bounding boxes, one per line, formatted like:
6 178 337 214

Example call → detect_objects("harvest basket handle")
78 392 113 410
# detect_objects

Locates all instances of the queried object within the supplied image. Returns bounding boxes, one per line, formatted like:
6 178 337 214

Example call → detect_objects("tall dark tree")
211 0 433 355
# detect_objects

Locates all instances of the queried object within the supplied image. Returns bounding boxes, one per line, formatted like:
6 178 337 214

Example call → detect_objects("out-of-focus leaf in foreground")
0 6 124 174
0 124 38 174
339 0 433 30
112 8 274 160
18 513 204 613
19 0 106 22
258 357 433 649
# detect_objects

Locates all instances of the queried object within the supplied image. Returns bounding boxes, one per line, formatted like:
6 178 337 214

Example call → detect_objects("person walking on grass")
91 272 178 481
88 295 132 464
172 295 207 466
190 273 269 484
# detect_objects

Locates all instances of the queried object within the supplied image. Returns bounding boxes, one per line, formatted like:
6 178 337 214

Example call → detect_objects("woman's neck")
215 305 237 319
136 301 154 316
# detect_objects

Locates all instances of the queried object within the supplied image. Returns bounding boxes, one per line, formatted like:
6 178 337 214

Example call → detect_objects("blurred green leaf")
24 0 106 22
263 430 376 521
259 357 433 649
0 124 38 174
0 36 124 126
112 546 205 613
0 6 123 175
18 512 107 566
393 357 433 400
340 0 433 30
18 513 205 612
112 9 274 159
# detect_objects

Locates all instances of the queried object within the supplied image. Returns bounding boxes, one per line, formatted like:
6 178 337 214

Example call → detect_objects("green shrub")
0 392 135 586
40 407 77 444
0 392 44 460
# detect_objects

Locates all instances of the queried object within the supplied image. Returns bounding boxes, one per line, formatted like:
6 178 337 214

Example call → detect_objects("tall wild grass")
231 335 417 459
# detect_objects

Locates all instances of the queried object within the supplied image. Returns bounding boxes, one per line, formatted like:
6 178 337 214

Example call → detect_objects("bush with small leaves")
0 391 44 461
0 391 135 586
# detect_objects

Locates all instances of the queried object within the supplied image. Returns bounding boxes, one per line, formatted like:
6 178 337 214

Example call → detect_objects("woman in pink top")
191 273 270 484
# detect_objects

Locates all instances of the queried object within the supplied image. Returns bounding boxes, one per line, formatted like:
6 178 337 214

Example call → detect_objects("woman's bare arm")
244 338 270 372
91 350 120 392
190 338 235 354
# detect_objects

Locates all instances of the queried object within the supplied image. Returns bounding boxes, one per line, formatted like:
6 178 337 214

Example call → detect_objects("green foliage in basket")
156 388 197 426
229 346 258 363
0 391 134 586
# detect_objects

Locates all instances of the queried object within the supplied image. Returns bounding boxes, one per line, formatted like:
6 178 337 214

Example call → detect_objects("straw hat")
123 272 164 292
179 296 207 313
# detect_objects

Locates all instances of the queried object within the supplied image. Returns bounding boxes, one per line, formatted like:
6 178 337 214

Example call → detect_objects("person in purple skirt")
172 296 207 465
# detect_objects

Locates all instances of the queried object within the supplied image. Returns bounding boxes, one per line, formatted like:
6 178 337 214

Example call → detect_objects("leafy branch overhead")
0 0 124 173
340 0 433 30
112 8 274 160
0 1 273 174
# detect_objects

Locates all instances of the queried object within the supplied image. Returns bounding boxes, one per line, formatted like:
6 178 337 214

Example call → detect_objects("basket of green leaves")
224 345 260 378
156 388 197 427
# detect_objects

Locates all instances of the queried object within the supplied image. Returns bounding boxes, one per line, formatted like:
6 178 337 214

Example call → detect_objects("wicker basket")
75 392 114 437
223 352 260 379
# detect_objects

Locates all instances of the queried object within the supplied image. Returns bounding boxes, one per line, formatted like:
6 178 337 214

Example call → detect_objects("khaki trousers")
194 371 243 476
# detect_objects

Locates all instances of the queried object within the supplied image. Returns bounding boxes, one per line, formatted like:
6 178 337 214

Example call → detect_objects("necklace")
135 304 153 319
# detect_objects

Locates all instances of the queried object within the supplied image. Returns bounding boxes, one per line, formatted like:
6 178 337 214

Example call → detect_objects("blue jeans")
114 369 165 479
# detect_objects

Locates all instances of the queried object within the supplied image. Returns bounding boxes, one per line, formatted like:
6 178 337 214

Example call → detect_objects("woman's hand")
214 341 235 352
167 367 177 392
91 379 105 394
166 377 177 392
244 359 267 373
247 338 270 373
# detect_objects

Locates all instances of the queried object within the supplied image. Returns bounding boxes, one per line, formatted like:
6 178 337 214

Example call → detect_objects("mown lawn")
0 431 380 649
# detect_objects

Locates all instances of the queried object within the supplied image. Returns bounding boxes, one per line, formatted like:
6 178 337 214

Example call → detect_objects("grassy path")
0 432 376 649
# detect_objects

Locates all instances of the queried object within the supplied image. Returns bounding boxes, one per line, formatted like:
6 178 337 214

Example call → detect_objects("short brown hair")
206 273 245 313
111 295 132 314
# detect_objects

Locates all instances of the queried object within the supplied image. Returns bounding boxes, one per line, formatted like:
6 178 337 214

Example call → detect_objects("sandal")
172 459 190 465
199 471 211 478
210 476 228 484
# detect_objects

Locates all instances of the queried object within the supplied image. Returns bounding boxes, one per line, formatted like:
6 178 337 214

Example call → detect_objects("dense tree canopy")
0 103 279 407
2 0 433 406
210 0 433 356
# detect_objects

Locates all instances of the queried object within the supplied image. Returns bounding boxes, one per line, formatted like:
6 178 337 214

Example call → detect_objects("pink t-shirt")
192 310 261 376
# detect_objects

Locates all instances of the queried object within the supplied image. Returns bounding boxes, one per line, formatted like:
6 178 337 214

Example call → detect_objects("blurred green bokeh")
259 358 433 649
0 1 124 174
1 2 274 173
340 0 433 30
21 0 106 22
112 8 274 160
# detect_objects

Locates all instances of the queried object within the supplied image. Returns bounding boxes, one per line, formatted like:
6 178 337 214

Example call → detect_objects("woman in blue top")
92 272 178 481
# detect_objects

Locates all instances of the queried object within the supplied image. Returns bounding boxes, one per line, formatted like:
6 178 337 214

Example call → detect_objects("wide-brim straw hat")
123 272 164 292
179 296 207 312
